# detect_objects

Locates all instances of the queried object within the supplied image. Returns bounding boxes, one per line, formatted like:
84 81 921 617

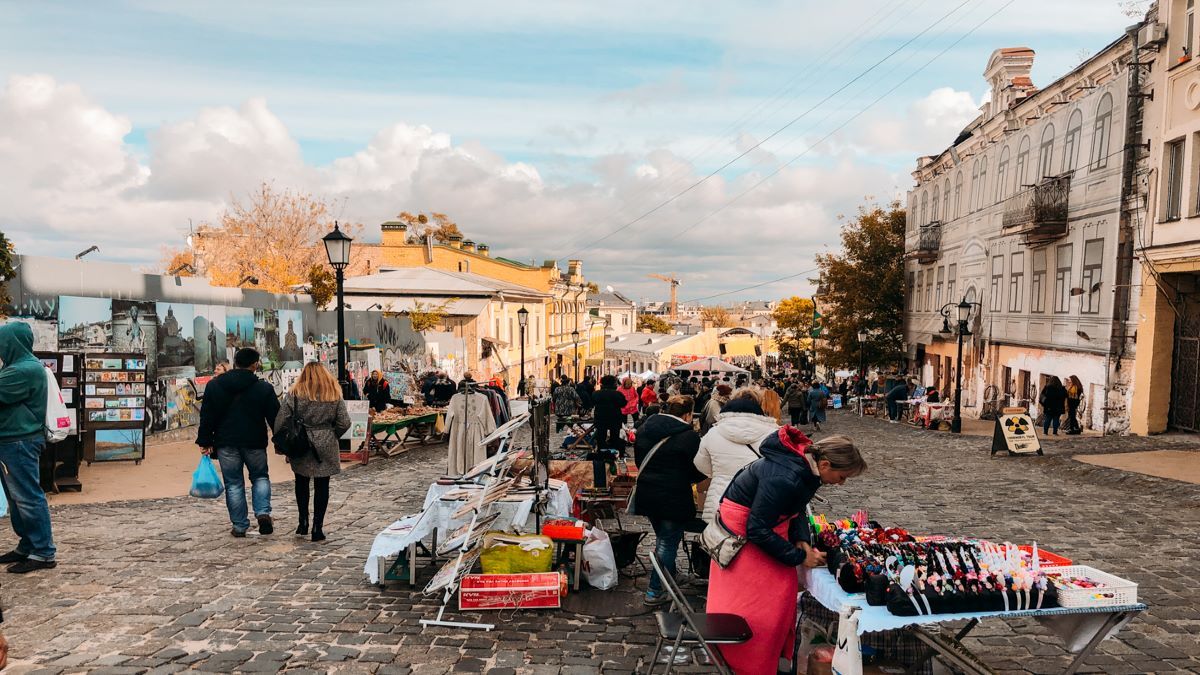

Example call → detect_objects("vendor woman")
706 429 866 674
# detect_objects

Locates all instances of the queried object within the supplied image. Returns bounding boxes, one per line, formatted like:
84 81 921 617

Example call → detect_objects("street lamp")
517 306 529 397
571 328 580 381
857 330 868 417
939 296 981 434
322 222 353 391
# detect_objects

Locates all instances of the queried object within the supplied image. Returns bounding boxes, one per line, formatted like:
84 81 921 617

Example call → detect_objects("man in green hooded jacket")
0 322 56 573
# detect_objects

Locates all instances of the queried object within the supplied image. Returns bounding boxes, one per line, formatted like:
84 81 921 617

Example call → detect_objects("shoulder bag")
273 395 319 461
624 435 671 516
699 446 762 569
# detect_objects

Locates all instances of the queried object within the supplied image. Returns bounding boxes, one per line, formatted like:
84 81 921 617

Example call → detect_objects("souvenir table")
369 411 444 455
423 481 573 539
913 401 951 429
365 511 437 587
800 567 1145 675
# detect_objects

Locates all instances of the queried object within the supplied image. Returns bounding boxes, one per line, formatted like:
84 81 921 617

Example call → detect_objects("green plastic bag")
480 533 554 574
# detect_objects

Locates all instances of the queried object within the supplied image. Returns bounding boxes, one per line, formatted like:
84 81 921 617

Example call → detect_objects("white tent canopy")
672 357 749 374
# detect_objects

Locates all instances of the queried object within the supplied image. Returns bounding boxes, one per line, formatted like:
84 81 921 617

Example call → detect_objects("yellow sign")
991 413 1042 456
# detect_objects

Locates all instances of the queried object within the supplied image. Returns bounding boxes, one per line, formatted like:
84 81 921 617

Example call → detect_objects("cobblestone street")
3 412 1200 674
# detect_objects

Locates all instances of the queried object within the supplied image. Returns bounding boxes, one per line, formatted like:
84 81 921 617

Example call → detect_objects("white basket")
1044 565 1138 608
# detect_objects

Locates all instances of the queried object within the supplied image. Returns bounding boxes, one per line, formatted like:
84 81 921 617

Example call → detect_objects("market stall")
369 406 446 455
800 514 1146 674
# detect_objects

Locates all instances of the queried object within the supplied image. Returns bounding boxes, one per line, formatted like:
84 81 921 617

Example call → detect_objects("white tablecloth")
801 568 1141 651
364 511 436 583
422 482 573 538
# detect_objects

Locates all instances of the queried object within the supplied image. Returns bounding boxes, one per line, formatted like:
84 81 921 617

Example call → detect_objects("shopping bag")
581 527 618 590
831 605 863 675
480 533 553 574
0 473 8 518
189 456 224 499
42 367 72 443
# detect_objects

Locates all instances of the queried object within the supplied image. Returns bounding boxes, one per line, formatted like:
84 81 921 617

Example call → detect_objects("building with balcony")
1131 2 1200 434
903 39 1147 433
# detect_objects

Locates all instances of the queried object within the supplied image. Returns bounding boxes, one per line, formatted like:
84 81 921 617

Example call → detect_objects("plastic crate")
1017 545 1072 567
1044 565 1138 608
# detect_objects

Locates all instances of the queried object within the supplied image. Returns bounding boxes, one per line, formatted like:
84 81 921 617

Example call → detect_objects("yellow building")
604 330 724 375
363 221 602 387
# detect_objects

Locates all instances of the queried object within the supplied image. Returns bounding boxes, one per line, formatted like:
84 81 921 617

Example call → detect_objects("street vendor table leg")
1062 610 1137 675
573 542 583 591
905 618 980 675
408 541 417 589
908 625 994 675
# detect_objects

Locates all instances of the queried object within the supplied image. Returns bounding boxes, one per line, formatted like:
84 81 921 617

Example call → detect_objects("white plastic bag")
581 527 618 591
42 367 71 443
831 605 863 675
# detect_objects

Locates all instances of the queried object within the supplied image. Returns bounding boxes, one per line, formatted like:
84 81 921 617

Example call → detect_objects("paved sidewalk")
0 412 1197 673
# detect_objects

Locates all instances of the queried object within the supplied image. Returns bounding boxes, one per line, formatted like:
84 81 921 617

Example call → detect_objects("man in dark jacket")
634 396 705 606
0 323 57 573
197 347 281 537
783 377 809 426
885 380 913 422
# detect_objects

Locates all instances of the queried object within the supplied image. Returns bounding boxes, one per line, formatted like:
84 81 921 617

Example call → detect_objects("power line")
681 268 820 304
664 0 1016 244
558 0 979 260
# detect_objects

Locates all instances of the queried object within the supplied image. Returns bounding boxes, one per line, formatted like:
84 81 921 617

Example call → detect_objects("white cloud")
859 86 982 160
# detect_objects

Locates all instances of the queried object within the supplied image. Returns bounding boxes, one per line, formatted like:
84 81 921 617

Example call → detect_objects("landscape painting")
92 428 144 463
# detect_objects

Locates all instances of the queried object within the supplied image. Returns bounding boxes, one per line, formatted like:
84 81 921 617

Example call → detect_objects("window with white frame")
1081 239 1104 314
947 263 957 303
1063 110 1083 172
908 272 916 311
921 191 928 225
936 266 944 308
931 185 940 221
1186 0 1195 59
1031 249 1047 313
990 255 1004 312
1055 244 1073 313
977 158 988 210
1090 94 1113 170
925 269 933 309
943 179 951 221
954 171 963 218
1166 138 1185 220
1009 252 1025 313
1016 136 1031 189
996 147 1010 203
1038 124 1055 179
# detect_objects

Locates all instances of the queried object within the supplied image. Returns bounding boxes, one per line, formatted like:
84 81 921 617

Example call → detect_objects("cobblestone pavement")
3 413 1200 674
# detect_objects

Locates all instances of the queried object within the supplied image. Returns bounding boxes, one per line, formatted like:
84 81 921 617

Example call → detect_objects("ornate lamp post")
321 222 353 390
939 297 981 433
517 306 529 396
857 330 868 417
572 329 580 381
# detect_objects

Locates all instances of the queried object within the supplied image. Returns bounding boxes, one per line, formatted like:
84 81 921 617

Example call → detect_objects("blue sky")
0 0 1143 302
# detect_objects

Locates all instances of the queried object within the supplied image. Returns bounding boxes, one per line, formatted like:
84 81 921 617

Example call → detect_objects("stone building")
904 38 1148 433
587 289 636 338
1132 1 1200 433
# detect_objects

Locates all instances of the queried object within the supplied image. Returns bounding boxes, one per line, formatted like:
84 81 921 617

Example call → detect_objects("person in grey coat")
273 362 351 542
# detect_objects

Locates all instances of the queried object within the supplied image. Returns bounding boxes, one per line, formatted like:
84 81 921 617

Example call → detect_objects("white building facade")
904 42 1146 433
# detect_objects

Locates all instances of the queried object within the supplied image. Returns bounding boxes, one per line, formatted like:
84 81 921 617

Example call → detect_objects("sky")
0 0 1144 304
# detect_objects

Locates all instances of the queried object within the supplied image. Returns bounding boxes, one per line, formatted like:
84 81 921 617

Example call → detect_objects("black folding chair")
644 551 752 674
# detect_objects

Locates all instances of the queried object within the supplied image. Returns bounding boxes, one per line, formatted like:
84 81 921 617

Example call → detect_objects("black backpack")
273 395 320 463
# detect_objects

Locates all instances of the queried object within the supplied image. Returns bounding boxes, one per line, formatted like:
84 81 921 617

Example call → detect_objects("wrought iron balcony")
908 221 942 263
1002 175 1071 245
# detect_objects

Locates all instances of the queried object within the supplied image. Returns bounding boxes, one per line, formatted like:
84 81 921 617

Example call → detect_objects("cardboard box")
458 573 562 611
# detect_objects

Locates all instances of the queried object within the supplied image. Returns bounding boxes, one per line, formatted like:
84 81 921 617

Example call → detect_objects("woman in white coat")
693 389 781 524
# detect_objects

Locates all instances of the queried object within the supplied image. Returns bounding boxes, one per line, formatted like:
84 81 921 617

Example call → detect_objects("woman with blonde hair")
273 363 350 542
760 387 783 423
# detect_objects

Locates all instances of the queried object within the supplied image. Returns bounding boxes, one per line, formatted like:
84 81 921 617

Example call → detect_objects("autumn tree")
397 212 463 244
637 313 674 334
392 298 456 332
306 264 336 309
772 296 816 371
699 306 734 328
814 201 906 371
0 232 16 314
162 183 361 298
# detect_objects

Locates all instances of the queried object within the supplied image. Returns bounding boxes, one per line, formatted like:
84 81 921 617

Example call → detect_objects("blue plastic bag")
0 471 8 517
189 456 224 499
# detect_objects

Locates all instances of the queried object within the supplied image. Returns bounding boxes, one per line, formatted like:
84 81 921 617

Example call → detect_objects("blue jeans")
1043 414 1061 435
0 436 56 561
647 518 687 596
217 447 271 532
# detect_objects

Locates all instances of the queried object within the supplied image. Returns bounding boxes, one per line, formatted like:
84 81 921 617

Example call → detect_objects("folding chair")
644 551 752 674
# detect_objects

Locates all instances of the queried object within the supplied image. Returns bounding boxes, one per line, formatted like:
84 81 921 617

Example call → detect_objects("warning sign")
991 413 1042 456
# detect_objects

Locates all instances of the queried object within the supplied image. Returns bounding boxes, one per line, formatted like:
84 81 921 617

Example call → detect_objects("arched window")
920 191 929 225
1038 124 1056 179
954 171 963 218
931 185 940 221
943 178 951 221
977 158 989 210
996 147 1010 203
1015 136 1031 190
1090 93 1114 170
1063 109 1083 172
970 161 979 212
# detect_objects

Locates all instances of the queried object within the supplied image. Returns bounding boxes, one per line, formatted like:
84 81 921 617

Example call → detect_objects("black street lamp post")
322 222 353 390
571 329 580 381
939 297 982 434
517 307 529 397
857 330 867 418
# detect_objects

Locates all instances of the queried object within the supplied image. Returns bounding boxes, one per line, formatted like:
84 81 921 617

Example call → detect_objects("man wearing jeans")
196 347 280 537
0 323 57 573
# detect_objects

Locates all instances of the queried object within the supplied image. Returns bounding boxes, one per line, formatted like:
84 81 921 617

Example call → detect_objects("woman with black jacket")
591 375 627 456
1040 376 1069 436
634 396 706 607
706 429 866 674
363 370 391 413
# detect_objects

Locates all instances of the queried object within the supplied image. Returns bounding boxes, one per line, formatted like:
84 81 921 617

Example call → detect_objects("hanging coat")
445 391 497 475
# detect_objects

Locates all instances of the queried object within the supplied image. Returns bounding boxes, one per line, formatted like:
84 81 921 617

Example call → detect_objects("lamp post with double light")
572 328 580 382
517 307 529 397
939 297 981 434
322 222 353 390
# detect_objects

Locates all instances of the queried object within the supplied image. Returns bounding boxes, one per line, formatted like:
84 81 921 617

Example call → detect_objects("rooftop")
344 267 548 298
605 331 696 354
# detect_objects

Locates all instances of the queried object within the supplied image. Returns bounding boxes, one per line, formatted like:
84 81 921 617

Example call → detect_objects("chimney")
380 220 409 246
448 233 464 249
462 240 476 253
568 259 582 279
478 244 490 257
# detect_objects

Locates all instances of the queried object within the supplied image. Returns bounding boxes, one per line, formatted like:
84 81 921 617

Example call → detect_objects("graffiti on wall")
148 377 200 433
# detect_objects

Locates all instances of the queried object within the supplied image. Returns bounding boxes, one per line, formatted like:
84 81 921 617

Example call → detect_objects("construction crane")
647 273 680 321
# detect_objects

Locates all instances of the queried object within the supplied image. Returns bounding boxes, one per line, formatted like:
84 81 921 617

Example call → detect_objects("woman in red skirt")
706 428 866 674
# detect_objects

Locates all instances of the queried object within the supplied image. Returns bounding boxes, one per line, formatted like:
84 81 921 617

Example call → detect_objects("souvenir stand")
34 351 83 492
80 353 148 465
799 513 1146 674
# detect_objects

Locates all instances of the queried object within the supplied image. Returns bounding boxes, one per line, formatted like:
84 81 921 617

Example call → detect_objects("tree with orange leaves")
397 211 463 244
